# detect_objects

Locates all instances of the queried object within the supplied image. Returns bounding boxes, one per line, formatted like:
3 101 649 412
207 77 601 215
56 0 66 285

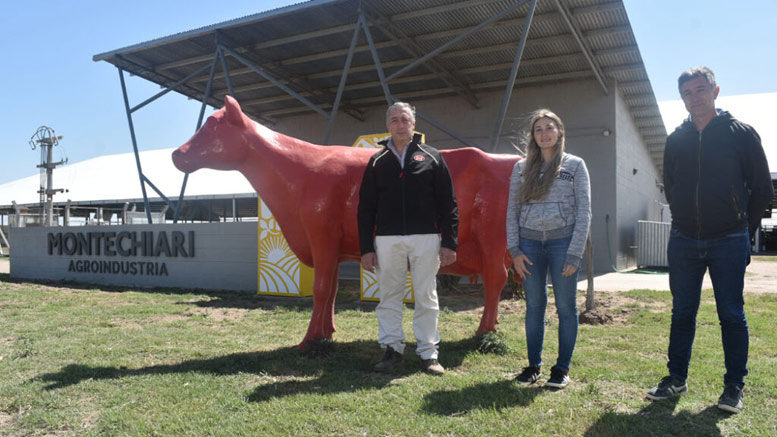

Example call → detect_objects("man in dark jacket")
646 67 773 414
357 102 458 375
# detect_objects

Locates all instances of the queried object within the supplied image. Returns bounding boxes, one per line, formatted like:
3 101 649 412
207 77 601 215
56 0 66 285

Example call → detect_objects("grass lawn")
1 275 775 436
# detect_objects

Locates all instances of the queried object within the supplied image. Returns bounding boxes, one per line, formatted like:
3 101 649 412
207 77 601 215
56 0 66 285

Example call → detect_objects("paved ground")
578 256 775 293
1 256 773 293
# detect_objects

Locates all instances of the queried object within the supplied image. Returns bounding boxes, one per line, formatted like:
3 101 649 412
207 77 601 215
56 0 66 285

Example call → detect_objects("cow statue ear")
223 95 245 127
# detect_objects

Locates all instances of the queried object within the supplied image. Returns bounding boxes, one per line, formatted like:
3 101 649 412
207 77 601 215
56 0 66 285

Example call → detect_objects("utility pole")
29 126 67 226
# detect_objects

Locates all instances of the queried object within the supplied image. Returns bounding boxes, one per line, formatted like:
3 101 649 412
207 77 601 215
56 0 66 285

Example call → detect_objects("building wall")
613 84 667 269
9 222 258 291
276 80 619 273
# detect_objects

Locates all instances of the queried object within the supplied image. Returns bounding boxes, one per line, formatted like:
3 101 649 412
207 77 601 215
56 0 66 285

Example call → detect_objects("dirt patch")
579 310 613 325
440 286 672 327
744 258 777 293
0 411 15 428
187 306 249 322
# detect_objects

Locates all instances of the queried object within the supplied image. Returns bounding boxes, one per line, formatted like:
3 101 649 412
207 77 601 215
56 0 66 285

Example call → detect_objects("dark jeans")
666 228 750 387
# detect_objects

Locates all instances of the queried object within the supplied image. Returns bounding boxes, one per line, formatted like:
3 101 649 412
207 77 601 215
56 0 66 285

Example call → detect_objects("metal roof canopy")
94 0 666 223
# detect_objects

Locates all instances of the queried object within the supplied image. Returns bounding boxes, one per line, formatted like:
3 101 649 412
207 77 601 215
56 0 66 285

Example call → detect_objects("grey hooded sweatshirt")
506 153 591 267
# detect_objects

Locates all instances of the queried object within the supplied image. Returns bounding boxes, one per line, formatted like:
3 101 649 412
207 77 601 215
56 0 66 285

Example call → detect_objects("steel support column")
218 47 235 97
385 0 528 83
142 175 174 206
490 0 537 151
361 12 478 149
130 63 212 114
221 45 331 119
552 0 608 94
173 52 219 223
360 12 393 106
415 111 479 149
323 16 363 144
118 68 152 223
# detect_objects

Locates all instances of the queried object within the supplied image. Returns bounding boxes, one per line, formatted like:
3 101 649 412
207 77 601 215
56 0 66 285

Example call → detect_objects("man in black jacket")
646 67 773 414
357 102 458 375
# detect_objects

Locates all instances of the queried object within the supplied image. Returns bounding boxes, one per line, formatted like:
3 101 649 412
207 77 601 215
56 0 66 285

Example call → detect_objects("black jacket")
357 134 458 254
663 111 773 239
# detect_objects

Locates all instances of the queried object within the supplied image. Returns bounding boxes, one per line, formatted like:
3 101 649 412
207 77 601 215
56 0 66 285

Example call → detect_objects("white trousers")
375 234 441 360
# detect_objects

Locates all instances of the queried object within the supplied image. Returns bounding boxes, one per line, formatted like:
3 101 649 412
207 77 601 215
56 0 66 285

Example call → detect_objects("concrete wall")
276 80 620 272
9 222 257 291
613 85 667 269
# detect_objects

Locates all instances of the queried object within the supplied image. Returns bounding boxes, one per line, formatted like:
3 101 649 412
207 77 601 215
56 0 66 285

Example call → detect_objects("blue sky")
1 0 776 185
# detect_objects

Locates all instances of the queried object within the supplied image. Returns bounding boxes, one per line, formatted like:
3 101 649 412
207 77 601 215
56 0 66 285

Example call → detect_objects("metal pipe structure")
119 68 153 224
323 16 362 144
385 0 529 83
173 52 219 223
552 0 608 95
361 12 479 149
490 0 537 152
130 63 212 114
110 1 557 225
218 47 235 97
142 175 174 206
221 45 331 119
360 12 393 106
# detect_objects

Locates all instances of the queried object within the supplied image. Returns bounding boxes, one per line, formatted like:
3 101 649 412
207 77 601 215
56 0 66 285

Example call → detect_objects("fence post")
585 234 595 311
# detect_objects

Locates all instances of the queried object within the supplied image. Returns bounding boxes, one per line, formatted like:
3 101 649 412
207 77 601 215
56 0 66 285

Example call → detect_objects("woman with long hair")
506 109 591 388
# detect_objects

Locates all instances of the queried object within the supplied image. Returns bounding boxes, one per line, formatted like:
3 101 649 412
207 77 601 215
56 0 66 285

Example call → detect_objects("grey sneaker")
717 384 744 414
422 358 445 375
646 376 687 400
374 346 402 372
544 365 569 388
515 366 542 385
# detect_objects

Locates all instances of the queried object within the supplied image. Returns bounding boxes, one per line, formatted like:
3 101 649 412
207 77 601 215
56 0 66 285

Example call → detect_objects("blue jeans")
666 228 750 387
520 236 579 372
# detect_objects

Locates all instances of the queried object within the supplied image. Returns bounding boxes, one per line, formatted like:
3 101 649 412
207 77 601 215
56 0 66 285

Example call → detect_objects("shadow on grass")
1 273 497 313
583 396 726 436
35 336 489 399
2 274 340 313
422 380 544 415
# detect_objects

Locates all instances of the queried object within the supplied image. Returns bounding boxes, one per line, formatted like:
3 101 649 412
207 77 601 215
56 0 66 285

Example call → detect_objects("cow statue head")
172 96 255 174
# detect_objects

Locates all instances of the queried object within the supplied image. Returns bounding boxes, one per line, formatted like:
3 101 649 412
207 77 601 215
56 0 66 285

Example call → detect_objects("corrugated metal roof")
93 0 666 171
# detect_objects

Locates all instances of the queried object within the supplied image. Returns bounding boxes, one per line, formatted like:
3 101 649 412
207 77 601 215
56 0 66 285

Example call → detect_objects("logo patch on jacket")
413 155 425 162
558 171 574 182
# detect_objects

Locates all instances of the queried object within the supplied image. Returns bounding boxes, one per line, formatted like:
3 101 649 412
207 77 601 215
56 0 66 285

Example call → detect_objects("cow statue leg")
477 261 509 334
298 253 340 351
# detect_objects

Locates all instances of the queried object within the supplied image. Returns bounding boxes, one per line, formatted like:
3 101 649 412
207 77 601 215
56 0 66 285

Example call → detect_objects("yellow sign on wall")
257 197 314 296
353 132 424 303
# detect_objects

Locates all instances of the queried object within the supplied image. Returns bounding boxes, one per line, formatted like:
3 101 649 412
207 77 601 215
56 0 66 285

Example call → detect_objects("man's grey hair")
678 66 716 93
386 102 416 123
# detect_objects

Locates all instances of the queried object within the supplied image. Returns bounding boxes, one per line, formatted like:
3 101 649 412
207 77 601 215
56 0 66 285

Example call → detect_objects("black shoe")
422 358 445 375
646 375 687 400
545 365 569 388
717 384 744 414
374 346 402 372
515 366 541 385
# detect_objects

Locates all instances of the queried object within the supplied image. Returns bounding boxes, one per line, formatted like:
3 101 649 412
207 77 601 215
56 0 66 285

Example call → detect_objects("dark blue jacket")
663 111 773 239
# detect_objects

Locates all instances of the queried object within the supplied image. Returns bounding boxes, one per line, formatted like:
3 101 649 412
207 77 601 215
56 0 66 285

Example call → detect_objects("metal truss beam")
367 8 480 108
491 0 537 151
552 0 608 95
324 13 363 144
360 11 477 149
118 68 153 223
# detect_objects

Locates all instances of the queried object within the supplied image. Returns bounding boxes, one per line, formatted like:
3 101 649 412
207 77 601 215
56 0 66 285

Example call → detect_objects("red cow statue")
172 96 519 351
